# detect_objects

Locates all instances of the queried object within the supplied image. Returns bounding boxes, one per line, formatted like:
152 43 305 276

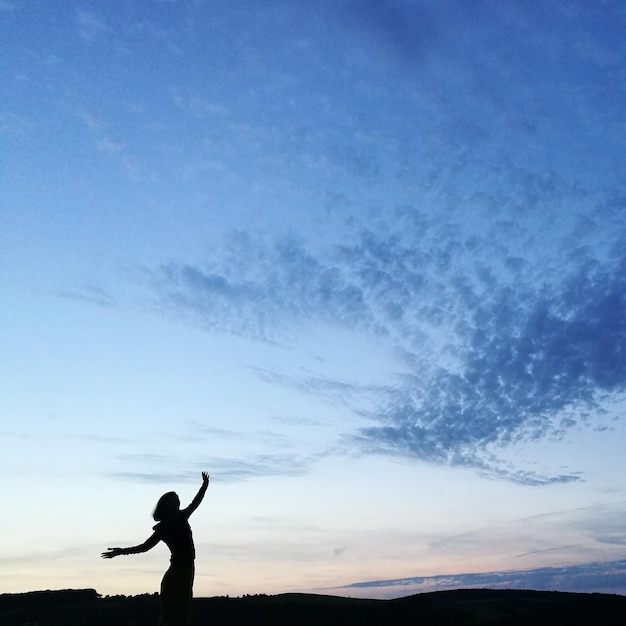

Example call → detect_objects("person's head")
153 491 180 522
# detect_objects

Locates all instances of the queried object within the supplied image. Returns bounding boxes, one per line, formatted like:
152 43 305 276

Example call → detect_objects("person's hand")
101 547 123 559
202 471 210 486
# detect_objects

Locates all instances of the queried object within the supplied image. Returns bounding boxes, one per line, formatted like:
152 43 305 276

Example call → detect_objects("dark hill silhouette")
2 587 626 625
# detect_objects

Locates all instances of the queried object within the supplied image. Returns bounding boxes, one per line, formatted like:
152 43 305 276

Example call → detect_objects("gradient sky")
2 0 626 599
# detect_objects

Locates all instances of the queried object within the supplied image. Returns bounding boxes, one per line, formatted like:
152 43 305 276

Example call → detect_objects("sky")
1 0 626 600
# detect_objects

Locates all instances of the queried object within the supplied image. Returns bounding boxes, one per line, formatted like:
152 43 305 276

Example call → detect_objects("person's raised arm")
101 532 160 559
183 471 209 517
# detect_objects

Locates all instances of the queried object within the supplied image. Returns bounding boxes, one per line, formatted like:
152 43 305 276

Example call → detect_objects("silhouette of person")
102 472 210 626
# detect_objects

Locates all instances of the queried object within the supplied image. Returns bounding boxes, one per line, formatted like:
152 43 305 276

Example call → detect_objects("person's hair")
153 491 180 521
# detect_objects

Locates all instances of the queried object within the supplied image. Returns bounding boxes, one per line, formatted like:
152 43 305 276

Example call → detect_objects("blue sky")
1 0 626 598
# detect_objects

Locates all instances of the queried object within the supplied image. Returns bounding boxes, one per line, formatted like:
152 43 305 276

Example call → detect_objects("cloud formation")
337 558 626 598
149 178 626 484
113 452 313 484
112 0 626 485
358 250 626 483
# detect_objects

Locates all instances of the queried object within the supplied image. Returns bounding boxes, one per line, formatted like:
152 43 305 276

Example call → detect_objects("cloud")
359 252 626 468
148 183 626 483
125 1 626 485
334 559 626 598
112 452 314 484
57 282 117 308
425 501 626 560
97 136 126 154
76 9 108 43
0 545 98 566
153 232 373 342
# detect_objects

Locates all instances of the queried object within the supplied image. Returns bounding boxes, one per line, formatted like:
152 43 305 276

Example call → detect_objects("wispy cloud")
112 452 316 484
334 559 626 598
57 282 117 308
76 9 108 44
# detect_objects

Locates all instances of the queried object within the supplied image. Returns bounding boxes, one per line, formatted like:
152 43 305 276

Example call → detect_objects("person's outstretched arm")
183 471 209 518
101 532 160 559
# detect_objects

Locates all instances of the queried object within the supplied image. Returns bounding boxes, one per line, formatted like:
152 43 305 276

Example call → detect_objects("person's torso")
156 515 195 565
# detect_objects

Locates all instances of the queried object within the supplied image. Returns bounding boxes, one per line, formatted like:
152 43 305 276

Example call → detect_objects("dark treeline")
2 587 626 625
